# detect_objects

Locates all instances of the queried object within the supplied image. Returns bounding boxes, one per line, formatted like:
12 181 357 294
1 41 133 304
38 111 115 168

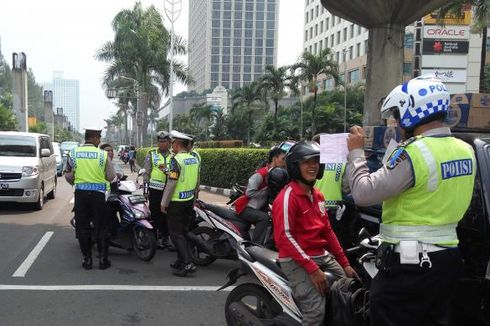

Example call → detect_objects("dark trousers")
74 190 107 257
167 200 194 265
239 207 269 244
370 248 463 326
149 188 168 238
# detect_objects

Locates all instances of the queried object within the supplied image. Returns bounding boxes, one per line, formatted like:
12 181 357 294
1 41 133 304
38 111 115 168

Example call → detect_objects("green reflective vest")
72 145 108 192
315 162 346 207
149 150 171 190
382 136 476 246
171 152 199 202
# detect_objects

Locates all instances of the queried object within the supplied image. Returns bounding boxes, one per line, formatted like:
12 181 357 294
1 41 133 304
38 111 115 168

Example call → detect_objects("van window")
40 137 52 155
0 135 37 157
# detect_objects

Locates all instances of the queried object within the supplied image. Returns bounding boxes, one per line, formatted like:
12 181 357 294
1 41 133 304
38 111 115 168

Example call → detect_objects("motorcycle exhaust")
186 232 214 254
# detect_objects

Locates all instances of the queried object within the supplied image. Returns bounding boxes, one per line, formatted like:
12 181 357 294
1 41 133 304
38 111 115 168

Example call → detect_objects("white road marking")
0 285 235 291
12 231 54 278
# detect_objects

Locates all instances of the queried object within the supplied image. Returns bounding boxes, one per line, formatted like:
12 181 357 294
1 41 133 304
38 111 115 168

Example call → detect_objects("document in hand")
319 133 349 163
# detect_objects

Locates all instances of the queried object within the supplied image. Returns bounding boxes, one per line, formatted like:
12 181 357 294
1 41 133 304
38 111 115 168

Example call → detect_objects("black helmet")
157 131 170 141
268 167 289 200
286 140 325 182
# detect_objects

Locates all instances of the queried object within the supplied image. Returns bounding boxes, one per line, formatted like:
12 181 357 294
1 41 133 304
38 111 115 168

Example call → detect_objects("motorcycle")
186 199 274 266
219 229 379 326
70 176 157 262
226 183 246 205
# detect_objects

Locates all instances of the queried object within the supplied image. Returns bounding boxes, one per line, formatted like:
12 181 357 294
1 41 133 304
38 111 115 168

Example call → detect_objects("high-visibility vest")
171 152 199 202
315 163 346 207
72 145 108 192
149 150 171 190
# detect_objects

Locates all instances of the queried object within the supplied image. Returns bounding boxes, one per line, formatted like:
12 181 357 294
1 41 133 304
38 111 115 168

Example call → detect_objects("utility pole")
164 0 182 132
43 91 54 140
11 52 28 131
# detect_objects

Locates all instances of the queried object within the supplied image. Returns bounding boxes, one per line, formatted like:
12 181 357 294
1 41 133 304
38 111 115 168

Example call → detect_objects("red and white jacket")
272 180 349 274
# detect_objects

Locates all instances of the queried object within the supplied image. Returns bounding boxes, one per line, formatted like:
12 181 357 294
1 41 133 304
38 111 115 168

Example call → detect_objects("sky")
0 0 304 131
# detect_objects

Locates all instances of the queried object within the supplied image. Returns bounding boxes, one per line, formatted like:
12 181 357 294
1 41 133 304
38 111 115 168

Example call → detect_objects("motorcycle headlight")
133 210 144 219
22 166 39 176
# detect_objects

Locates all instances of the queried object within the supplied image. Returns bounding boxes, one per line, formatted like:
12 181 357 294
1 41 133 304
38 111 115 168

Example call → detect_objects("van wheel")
35 186 44 210
47 178 57 199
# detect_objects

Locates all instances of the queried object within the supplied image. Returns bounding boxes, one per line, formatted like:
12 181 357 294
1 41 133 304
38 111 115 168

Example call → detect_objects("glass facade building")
189 0 279 92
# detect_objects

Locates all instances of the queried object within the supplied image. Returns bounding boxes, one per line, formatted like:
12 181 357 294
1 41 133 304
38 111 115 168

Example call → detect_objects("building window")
325 36 329 48
320 21 323 33
349 69 360 83
356 42 361 57
305 30 308 41
319 40 323 52
315 24 318 36
337 16 341 24
305 12 308 23
337 31 341 44
357 25 362 35
315 5 319 17
330 36 334 47
350 24 354 39
405 32 414 49
349 46 353 60
332 15 335 27
309 45 312 53
310 27 313 39
364 39 368 55
325 78 334 91
326 17 329 30
336 51 340 63
343 27 347 42
314 43 317 54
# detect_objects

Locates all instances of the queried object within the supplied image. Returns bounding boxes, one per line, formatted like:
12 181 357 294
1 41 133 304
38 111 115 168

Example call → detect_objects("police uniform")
348 126 476 325
143 146 171 246
65 129 116 270
161 131 200 276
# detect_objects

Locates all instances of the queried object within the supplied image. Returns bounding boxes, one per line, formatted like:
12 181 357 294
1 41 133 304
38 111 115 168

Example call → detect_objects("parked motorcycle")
71 176 156 262
219 229 379 326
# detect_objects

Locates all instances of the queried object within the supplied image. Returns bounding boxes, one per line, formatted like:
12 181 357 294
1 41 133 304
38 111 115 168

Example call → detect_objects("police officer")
143 131 172 249
347 75 476 326
160 130 200 277
65 129 116 270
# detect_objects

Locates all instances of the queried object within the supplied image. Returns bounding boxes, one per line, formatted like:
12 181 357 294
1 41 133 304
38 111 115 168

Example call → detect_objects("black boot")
82 257 93 270
78 237 92 270
97 239 111 270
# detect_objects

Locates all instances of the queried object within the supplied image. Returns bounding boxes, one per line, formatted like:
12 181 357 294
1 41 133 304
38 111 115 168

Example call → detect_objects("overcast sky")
0 0 304 131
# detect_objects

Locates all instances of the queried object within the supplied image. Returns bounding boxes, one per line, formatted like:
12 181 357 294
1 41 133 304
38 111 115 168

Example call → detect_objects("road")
0 160 236 326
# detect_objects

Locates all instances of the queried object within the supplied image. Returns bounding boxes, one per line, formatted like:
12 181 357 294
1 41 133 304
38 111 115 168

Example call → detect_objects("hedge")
196 140 243 148
136 147 269 188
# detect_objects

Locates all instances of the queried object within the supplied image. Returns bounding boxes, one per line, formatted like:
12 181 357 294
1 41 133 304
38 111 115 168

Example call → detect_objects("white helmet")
380 74 450 130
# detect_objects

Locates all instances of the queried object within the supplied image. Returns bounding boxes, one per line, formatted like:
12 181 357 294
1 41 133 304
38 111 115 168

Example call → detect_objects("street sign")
422 40 469 55
421 69 467 83
423 25 469 40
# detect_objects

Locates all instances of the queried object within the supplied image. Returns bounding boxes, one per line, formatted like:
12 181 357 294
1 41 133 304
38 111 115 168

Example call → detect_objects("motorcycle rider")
272 140 358 326
347 75 476 326
234 147 286 244
65 129 116 270
143 131 172 249
160 130 200 277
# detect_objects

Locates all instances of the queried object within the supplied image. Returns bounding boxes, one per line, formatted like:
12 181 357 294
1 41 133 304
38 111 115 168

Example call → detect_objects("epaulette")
385 136 420 170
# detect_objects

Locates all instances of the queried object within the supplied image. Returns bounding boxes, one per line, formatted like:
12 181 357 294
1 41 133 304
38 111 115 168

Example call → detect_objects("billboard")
422 40 469 54
421 55 467 68
421 69 467 83
423 25 469 40
423 10 471 25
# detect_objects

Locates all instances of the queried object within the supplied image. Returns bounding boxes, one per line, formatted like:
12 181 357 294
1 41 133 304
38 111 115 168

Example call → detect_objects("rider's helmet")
268 167 289 200
380 74 450 131
286 141 325 184
156 130 170 141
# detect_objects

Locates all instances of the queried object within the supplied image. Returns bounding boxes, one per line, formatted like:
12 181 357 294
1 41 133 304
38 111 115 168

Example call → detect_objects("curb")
200 185 231 197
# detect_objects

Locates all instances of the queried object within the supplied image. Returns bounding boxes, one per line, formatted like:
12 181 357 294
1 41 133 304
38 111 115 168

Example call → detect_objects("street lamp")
164 0 182 132
342 48 351 133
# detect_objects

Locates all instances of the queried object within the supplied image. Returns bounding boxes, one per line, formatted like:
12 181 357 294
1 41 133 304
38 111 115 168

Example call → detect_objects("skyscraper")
188 0 279 92
42 71 80 132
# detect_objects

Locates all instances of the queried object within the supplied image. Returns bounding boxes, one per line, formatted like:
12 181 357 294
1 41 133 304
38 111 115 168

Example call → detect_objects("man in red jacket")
272 140 358 326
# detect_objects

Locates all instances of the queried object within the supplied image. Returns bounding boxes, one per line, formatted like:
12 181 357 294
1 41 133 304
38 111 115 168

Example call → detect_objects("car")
0 131 57 210
52 142 64 176
60 141 80 171
336 129 490 325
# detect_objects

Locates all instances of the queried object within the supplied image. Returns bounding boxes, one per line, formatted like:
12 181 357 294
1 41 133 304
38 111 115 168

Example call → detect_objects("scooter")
219 229 379 326
71 177 156 262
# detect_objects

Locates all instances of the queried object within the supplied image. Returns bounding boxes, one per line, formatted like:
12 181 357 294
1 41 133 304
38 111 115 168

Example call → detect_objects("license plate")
0 183 9 190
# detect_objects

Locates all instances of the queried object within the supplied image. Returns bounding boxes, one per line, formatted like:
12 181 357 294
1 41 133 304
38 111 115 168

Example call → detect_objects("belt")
394 242 447 253
380 223 458 244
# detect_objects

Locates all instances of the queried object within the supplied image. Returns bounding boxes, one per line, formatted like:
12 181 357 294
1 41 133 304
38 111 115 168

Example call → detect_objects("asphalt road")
0 160 236 326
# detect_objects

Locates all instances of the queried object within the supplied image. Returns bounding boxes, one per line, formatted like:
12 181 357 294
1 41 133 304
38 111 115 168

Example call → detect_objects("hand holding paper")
347 125 365 151
319 133 349 163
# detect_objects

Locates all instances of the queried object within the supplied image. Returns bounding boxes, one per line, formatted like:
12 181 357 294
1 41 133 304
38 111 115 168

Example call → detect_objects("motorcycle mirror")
138 168 146 176
358 228 372 242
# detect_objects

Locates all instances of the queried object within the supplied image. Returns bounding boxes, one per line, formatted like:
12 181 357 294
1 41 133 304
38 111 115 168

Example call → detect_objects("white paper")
382 138 399 164
319 133 349 163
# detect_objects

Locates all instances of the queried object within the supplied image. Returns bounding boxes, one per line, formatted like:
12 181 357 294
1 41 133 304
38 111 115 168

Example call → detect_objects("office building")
188 0 279 92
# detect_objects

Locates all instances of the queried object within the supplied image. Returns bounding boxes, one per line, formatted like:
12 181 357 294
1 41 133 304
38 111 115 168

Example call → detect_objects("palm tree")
210 107 227 140
190 103 213 140
232 82 262 145
258 65 288 138
95 2 192 144
440 2 487 91
294 48 339 136
286 67 305 139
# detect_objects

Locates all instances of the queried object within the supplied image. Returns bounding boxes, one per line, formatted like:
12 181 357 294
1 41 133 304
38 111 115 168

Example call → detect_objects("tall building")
188 0 279 92
302 0 481 95
42 71 80 132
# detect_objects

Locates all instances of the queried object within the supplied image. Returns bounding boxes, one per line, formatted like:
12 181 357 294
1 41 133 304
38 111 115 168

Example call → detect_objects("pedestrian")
100 143 123 237
347 75 476 326
143 131 172 249
128 146 136 173
272 140 358 326
65 129 116 270
160 130 200 277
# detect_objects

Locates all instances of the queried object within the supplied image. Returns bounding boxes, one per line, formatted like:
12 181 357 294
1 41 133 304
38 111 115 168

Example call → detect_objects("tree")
190 103 213 140
258 65 288 137
294 48 340 136
27 69 44 120
29 121 48 134
0 103 17 131
232 82 263 145
210 107 227 140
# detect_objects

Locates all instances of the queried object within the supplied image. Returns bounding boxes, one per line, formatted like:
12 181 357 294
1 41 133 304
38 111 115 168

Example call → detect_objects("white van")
0 132 57 210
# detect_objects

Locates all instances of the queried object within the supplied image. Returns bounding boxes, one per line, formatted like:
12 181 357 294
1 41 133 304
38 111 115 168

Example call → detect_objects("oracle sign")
423 25 469 40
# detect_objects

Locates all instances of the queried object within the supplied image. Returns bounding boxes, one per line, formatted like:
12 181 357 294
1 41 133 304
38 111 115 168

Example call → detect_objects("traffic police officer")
347 75 476 326
160 130 200 277
65 129 116 270
143 131 172 249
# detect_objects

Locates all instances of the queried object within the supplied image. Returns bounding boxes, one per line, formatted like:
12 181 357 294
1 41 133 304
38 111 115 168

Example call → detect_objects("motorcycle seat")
245 245 287 280
205 203 241 222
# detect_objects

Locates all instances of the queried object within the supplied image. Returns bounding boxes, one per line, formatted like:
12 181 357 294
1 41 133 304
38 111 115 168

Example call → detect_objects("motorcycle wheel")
189 226 217 266
225 283 281 326
133 226 157 261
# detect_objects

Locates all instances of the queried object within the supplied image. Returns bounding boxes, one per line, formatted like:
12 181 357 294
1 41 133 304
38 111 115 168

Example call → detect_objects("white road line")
0 285 234 291
12 231 54 278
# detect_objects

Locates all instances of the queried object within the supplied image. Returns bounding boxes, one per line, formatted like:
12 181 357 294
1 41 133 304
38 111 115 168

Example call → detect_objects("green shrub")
196 140 243 148
136 147 268 188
